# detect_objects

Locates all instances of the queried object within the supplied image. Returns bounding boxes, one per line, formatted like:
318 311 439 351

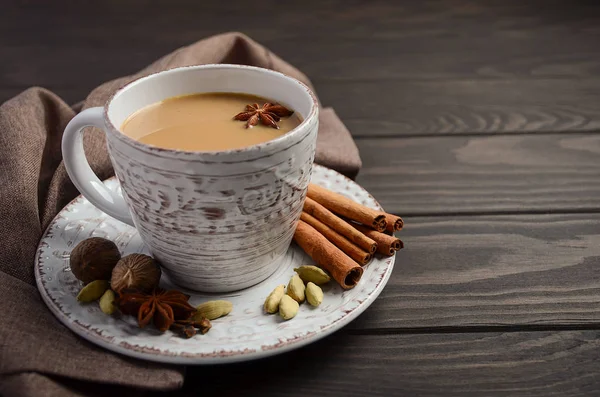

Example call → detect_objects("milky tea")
121 93 302 151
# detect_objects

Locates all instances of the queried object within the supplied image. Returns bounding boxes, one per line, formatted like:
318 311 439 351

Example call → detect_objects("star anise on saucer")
233 103 294 129
170 318 212 338
116 288 196 332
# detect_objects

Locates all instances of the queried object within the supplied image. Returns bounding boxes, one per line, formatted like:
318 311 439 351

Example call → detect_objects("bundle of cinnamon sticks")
293 183 404 290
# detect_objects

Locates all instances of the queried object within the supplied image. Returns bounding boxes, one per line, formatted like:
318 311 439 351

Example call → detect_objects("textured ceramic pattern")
106 116 317 292
35 165 395 364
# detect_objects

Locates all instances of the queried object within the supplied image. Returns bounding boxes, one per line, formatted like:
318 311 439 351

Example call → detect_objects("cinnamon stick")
303 197 377 254
301 212 372 266
351 223 403 256
385 214 404 233
294 220 363 289
307 183 387 232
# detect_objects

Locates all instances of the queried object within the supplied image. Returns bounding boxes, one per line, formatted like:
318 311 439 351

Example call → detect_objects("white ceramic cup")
62 64 319 292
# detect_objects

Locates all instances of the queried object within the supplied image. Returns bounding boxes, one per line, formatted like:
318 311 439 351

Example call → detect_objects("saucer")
34 164 396 364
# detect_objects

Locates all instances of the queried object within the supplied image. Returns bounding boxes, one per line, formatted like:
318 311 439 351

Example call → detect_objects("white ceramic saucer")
34 164 395 364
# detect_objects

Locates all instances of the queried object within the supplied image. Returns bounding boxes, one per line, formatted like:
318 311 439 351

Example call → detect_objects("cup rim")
102 64 319 156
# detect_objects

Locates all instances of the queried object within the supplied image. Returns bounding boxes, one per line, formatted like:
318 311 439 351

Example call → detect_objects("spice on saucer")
69 237 121 284
192 300 233 321
111 254 161 293
175 318 212 335
263 285 285 314
292 183 405 289
384 213 404 233
170 322 197 338
349 222 403 256
300 212 372 266
286 274 306 303
294 220 363 290
76 280 110 302
99 289 117 314
68 234 227 338
262 270 330 320
116 288 196 332
278 295 299 320
303 197 376 254
307 183 389 232
305 282 323 307
293 265 331 285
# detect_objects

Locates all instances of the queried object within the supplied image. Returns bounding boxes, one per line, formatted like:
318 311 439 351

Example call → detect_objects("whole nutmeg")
70 237 121 284
111 254 161 293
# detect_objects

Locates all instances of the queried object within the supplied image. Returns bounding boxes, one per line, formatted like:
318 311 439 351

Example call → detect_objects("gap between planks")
347 323 600 336
352 129 600 140
391 208 600 218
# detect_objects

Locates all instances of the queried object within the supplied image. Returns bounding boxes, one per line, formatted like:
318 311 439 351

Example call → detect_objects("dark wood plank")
356 133 600 215
326 80 600 137
349 214 600 330
172 330 600 396
2 0 600 135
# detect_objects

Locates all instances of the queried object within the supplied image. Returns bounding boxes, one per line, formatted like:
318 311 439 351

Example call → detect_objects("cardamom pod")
294 265 331 285
279 295 299 320
305 282 324 307
264 284 285 314
287 274 305 303
99 289 116 314
77 280 109 303
193 300 233 320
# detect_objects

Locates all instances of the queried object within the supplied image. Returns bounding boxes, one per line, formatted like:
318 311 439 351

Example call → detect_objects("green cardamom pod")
287 274 305 303
99 289 116 314
264 284 285 314
306 282 324 307
193 300 233 321
294 265 331 285
77 280 109 303
279 295 299 320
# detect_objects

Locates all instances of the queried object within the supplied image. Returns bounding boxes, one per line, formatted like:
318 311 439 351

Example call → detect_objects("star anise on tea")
233 103 294 129
116 288 196 332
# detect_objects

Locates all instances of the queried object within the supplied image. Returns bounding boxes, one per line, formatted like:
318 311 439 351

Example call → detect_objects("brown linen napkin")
0 32 361 397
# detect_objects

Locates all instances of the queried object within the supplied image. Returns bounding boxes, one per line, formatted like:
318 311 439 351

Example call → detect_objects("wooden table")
3 1 600 395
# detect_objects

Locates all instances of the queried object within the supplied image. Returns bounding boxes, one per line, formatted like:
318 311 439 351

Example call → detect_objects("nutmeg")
70 237 121 284
111 254 161 293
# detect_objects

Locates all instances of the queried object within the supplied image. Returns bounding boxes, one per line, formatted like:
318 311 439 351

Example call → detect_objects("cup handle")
62 107 134 226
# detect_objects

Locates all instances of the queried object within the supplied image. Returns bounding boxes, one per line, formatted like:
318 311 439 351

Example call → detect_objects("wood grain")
2 0 600 136
175 330 600 396
322 79 600 137
349 214 600 330
356 134 600 215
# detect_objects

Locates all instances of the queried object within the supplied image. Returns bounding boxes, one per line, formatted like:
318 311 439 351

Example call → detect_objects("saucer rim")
34 164 395 364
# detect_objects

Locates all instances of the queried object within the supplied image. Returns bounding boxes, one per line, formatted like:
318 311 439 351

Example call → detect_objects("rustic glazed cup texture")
62 65 319 292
